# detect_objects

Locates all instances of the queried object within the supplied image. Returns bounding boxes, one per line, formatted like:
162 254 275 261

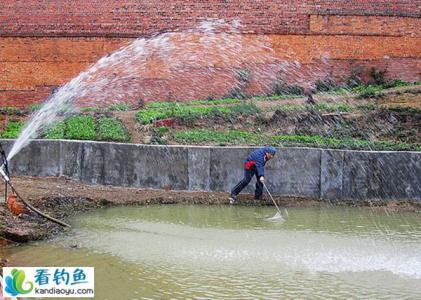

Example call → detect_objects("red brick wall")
0 1 420 107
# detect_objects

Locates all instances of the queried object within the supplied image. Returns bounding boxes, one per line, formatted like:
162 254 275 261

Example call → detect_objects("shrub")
369 67 387 85
346 65 365 87
98 117 130 142
65 115 96 140
0 121 24 138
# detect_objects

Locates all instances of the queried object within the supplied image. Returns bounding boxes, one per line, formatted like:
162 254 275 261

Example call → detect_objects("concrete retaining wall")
1 139 420 202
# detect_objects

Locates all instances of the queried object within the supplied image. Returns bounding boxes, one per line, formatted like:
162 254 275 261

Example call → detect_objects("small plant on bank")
65 115 96 140
0 121 24 138
98 117 131 142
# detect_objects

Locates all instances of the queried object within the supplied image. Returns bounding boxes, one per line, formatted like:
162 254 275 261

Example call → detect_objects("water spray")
0 143 70 228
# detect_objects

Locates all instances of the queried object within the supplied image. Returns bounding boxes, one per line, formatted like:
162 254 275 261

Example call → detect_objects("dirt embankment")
0 176 420 247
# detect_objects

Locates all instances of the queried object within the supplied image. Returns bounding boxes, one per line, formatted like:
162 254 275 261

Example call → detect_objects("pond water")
2 205 421 299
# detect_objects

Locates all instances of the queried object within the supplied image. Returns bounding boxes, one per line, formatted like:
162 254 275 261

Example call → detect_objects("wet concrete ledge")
0 139 420 202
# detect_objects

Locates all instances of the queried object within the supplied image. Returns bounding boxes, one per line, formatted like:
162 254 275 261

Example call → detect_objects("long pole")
262 182 283 216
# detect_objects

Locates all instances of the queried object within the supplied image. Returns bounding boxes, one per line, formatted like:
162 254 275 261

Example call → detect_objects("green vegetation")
172 129 420 151
137 103 260 124
355 85 386 98
0 121 24 138
65 115 96 140
42 115 131 142
143 80 418 114
44 121 65 139
317 79 417 98
28 103 42 112
80 107 99 112
146 98 242 109
98 117 130 142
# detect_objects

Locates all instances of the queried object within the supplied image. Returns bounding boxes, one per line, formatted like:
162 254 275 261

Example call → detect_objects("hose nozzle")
0 163 10 182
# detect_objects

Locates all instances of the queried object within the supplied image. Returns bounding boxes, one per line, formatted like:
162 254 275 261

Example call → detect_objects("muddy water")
2 205 421 299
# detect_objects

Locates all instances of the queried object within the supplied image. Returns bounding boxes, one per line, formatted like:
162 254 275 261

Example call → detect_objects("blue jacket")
245 146 277 177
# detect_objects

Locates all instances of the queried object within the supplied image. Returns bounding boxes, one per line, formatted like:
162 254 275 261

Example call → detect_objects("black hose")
6 180 71 228
0 143 9 202
0 143 70 228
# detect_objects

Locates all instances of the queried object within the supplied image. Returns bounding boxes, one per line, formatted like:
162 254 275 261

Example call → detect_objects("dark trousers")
231 166 263 199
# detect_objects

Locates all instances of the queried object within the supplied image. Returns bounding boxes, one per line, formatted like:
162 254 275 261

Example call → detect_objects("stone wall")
0 1 420 107
1 139 420 202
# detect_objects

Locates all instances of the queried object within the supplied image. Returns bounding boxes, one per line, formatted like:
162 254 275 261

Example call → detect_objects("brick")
310 15 421 37
0 1 420 106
